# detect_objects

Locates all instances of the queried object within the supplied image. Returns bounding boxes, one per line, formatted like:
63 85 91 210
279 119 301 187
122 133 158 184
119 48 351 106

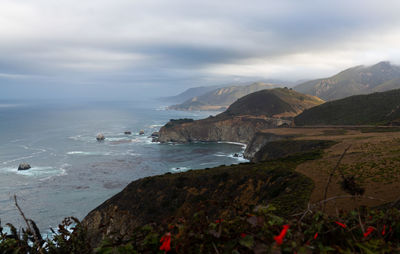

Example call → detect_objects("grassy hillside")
294 88 400 126
168 82 279 111
294 61 400 101
222 87 324 118
83 152 319 247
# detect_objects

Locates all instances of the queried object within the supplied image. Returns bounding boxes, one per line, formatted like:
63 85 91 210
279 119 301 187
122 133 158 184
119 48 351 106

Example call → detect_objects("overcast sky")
1 0 400 99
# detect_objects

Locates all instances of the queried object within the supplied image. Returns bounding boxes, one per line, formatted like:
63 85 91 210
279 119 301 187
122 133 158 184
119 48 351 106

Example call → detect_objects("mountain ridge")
294 61 400 101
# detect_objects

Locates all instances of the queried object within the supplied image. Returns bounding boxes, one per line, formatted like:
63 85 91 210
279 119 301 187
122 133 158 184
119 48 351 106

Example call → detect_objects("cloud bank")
1 0 400 99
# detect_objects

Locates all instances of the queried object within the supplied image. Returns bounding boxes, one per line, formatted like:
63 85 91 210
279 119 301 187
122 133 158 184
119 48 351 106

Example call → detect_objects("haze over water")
0 99 247 233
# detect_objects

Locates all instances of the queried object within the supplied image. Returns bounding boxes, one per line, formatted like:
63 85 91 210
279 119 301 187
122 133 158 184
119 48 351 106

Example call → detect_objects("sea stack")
18 163 31 171
96 133 105 141
139 130 145 135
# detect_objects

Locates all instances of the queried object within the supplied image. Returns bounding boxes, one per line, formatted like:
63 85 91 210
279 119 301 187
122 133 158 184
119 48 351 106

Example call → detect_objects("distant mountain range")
294 61 400 101
159 85 222 103
168 82 280 111
294 88 400 126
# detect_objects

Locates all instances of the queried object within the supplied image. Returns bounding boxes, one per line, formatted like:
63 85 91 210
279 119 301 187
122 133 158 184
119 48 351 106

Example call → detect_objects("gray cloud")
1 0 400 99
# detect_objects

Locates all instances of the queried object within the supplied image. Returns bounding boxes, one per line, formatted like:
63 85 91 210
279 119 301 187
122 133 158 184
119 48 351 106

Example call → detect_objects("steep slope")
294 88 400 126
158 88 324 143
294 61 400 101
168 82 279 111
159 85 221 103
83 154 315 247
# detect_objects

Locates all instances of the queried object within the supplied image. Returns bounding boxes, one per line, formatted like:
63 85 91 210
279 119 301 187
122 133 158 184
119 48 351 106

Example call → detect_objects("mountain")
294 88 400 126
168 82 280 111
157 88 324 143
294 61 400 101
159 85 221 103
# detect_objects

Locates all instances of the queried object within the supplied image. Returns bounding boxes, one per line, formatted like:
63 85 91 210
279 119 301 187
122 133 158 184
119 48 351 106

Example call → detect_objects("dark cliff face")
158 116 290 143
83 156 315 247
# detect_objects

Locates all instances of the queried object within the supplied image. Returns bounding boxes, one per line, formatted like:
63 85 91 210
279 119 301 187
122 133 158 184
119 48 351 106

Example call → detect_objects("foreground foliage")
2 205 400 253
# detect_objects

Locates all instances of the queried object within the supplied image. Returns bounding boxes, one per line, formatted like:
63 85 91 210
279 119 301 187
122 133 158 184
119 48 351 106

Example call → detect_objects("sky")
1 0 400 100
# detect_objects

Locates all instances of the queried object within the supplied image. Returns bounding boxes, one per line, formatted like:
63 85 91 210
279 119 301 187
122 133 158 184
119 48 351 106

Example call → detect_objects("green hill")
168 82 279 111
222 87 324 118
294 88 400 126
294 61 400 101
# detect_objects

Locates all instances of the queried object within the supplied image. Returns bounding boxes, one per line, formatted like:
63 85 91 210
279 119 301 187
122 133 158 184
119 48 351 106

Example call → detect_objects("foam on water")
170 166 190 172
0 165 67 179
67 151 112 156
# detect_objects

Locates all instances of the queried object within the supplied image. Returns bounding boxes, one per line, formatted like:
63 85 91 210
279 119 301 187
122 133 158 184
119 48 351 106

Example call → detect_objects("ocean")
0 99 247 234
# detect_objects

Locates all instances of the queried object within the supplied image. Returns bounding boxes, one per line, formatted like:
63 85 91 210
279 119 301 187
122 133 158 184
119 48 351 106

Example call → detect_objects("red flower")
363 226 375 238
160 233 172 253
382 225 386 236
215 219 224 224
274 224 290 245
335 221 347 228
240 233 247 238
313 232 318 240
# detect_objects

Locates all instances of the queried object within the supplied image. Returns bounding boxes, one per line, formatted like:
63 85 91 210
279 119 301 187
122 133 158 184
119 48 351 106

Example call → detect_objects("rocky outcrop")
96 133 105 141
18 163 31 171
139 130 145 135
124 131 132 135
158 116 290 143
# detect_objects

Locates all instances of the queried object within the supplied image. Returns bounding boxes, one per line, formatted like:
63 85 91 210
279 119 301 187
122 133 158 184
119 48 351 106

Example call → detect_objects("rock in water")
124 131 132 135
18 163 31 171
151 132 159 137
139 130 145 135
96 133 105 141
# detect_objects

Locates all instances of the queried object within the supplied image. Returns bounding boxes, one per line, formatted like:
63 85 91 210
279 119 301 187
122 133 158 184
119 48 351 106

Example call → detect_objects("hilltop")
294 88 400 126
223 88 323 118
294 61 400 101
168 82 279 111
158 88 324 143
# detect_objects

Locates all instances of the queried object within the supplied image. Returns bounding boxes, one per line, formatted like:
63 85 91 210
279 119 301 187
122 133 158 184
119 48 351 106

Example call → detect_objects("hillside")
83 152 316 247
158 88 324 143
294 88 400 126
168 82 279 111
223 88 323 118
159 85 221 103
294 61 400 101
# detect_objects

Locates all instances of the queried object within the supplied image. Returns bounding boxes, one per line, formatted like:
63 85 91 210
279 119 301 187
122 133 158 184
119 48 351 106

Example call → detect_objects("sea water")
0 99 247 233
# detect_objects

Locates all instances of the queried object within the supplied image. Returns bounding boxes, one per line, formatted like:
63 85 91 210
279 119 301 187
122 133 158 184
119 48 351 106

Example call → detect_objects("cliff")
158 88 323 143
158 116 290 143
